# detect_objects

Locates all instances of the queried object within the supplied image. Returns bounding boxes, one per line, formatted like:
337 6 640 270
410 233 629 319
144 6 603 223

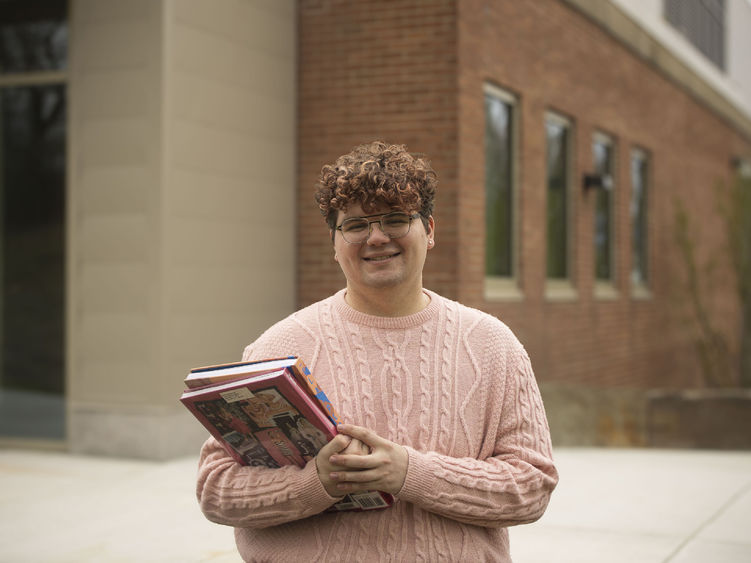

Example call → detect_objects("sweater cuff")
395 446 436 503
292 459 344 512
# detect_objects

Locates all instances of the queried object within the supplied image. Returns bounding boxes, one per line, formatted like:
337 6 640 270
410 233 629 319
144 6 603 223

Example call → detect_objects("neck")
344 284 429 317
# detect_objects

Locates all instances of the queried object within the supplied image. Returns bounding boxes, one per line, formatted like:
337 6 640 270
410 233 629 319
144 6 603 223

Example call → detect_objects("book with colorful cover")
181 359 393 512
185 356 343 426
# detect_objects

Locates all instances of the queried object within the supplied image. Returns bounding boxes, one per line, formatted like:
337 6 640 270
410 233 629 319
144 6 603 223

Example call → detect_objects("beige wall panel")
68 404 205 460
173 0 295 58
79 168 150 215
170 121 292 178
163 0 296 440
79 120 154 168
164 313 288 372
77 312 152 362
76 360 154 404
78 216 151 263
74 0 155 24
164 0 296 452
168 222 262 267
168 170 257 221
77 72 153 119
171 25 293 101
79 264 151 314
68 0 164 456
74 22 156 71
171 73 293 141
167 265 292 314
68 0 296 458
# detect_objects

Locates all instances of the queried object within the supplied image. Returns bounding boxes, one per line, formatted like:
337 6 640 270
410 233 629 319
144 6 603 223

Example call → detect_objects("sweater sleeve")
196 436 342 528
395 348 558 529
195 317 344 528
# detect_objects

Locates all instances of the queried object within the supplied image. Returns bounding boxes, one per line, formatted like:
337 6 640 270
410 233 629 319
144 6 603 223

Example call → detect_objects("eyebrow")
342 212 395 221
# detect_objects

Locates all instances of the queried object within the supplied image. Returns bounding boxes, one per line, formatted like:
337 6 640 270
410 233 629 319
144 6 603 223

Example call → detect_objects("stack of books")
180 356 392 512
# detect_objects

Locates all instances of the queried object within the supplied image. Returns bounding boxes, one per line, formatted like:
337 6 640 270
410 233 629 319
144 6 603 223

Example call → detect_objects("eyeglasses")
335 211 420 244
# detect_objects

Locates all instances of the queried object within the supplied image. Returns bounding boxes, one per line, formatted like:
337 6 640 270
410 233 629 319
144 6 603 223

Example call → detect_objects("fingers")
329 452 374 469
320 433 351 457
315 434 354 498
340 437 370 456
320 425 409 495
336 424 383 448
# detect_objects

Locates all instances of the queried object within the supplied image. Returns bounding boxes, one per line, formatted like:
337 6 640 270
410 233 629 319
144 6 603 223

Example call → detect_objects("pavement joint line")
662 479 751 562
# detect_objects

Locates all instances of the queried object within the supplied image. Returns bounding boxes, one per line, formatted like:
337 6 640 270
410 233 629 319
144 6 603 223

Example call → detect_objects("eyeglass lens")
340 212 413 243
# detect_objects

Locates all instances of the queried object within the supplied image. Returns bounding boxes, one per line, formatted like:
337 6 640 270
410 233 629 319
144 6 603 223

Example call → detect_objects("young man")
197 141 558 562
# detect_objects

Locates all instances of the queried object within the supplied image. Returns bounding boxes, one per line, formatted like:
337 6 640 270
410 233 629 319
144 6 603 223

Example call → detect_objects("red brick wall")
298 0 459 304
457 0 749 388
298 0 750 389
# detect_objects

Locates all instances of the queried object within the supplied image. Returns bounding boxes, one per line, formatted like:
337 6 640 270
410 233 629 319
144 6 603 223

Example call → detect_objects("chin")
362 274 404 288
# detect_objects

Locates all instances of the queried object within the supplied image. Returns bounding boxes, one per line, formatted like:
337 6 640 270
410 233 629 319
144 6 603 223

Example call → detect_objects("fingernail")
329 472 338 479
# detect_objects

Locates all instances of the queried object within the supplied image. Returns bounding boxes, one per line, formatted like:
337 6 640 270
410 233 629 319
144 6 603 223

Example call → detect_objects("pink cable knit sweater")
197 289 558 562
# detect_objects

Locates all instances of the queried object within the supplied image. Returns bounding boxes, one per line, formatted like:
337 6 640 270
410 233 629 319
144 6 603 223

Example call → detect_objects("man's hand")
315 434 369 497
327 424 408 496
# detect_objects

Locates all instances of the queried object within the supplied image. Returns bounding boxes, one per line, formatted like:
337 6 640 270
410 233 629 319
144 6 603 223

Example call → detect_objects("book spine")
288 361 343 426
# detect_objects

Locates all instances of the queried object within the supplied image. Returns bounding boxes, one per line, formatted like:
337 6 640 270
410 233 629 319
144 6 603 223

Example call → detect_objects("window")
0 0 67 440
545 113 571 281
630 149 649 290
593 133 615 285
484 84 518 295
664 0 725 70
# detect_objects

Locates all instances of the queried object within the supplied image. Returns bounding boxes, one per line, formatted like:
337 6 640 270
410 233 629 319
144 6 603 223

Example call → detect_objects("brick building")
1 0 749 458
297 0 751 446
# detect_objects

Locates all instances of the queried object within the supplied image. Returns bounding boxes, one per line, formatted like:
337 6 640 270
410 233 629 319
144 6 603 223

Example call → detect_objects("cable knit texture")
196 289 558 562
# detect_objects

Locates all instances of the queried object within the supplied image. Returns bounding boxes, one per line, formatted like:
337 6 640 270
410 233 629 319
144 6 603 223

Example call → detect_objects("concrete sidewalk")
0 448 749 562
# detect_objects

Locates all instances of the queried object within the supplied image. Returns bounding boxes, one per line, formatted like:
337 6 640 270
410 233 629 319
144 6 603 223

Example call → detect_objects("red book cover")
181 368 335 467
185 356 343 426
181 365 392 511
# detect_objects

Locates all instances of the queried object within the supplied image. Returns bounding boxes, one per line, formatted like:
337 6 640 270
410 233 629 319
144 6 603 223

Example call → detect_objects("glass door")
0 0 67 441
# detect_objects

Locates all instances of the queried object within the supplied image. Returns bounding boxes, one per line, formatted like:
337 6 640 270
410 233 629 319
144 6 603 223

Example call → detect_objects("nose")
366 220 390 244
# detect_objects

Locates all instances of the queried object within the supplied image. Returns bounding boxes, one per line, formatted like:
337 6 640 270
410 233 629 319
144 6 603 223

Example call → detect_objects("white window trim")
483 83 521 301
544 111 577 301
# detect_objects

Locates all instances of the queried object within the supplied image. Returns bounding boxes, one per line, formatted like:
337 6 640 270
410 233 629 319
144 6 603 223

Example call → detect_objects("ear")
331 232 339 262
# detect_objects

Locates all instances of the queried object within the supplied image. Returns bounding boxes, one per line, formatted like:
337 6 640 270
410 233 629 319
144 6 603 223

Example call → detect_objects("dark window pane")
593 138 614 281
0 84 65 439
546 119 568 279
0 0 67 73
631 152 649 285
485 93 513 277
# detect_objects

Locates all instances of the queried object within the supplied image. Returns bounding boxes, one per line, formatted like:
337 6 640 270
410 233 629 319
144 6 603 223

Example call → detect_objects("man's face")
332 201 434 299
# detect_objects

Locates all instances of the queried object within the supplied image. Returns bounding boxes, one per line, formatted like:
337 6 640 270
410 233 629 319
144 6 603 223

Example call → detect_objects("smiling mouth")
364 252 400 262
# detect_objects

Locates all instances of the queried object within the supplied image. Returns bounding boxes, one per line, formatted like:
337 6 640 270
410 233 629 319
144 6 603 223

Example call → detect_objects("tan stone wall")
67 0 296 459
161 0 297 393
67 0 166 456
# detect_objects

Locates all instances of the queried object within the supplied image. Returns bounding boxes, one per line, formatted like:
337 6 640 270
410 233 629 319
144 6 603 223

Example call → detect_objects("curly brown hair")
314 141 437 231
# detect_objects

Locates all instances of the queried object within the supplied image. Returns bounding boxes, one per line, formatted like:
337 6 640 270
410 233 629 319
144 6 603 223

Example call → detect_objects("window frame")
483 83 521 301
